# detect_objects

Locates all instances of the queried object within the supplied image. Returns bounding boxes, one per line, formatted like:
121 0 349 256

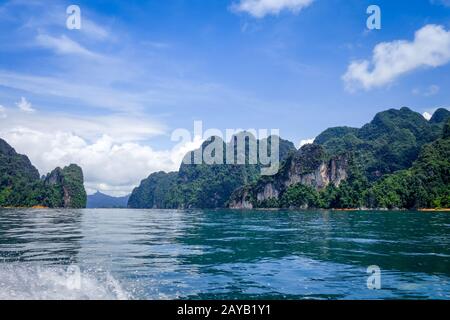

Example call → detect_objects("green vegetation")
316 107 449 178
0 139 86 208
128 135 296 209
280 184 320 208
51 164 87 209
131 107 450 210
128 171 178 208
367 122 450 209
231 108 450 210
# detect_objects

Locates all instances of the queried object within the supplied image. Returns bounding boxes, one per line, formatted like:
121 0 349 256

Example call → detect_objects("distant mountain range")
127 135 297 209
87 191 130 208
130 107 450 210
2 107 449 210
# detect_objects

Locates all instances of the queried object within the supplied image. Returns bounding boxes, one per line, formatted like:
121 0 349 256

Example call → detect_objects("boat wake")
0 263 131 300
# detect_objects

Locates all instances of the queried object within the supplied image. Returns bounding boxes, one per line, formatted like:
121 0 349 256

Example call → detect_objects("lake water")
0 209 449 300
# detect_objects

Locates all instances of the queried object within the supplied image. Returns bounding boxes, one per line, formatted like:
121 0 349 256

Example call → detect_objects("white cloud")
36 34 100 58
299 138 314 148
0 71 144 112
1 108 165 143
232 0 314 18
0 108 201 196
80 19 111 41
423 112 432 121
15 97 35 112
1 1 112 42
343 24 450 91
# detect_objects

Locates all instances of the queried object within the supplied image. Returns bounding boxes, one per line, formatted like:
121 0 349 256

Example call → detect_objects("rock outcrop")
44 164 87 208
0 137 86 208
229 144 349 209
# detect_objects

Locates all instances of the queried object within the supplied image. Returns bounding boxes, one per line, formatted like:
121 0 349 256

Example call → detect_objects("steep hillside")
230 108 450 210
0 139 86 208
128 134 296 209
315 107 449 179
367 119 450 209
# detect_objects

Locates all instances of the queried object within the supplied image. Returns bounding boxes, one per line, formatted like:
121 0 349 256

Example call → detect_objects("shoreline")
228 207 450 212
0 205 50 209
419 208 450 212
1 207 449 212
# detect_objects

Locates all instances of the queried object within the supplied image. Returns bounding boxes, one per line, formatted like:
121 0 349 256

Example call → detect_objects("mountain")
42 164 87 208
0 139 40 182
315 107 448 179
87 191 130 208
230 108 450 210
128 171 177 209
429 108 450 125
128 134 297 209
0 138 87 208
367 119 450 209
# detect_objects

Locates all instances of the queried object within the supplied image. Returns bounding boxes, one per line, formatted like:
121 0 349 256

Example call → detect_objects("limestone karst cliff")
0 138 86 208
229 144 348 209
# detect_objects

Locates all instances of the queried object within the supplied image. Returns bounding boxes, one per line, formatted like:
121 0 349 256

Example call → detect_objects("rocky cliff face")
44 164 87 208
283 145 348 190
229 144 349 209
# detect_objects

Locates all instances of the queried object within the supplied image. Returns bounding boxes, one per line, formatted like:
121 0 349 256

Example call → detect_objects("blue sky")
0 0 449 195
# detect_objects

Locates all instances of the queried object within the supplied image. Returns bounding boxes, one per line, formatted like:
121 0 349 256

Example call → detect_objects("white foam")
0 264 132 300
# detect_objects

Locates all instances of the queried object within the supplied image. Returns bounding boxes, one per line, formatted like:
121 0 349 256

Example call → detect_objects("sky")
0 0 449 196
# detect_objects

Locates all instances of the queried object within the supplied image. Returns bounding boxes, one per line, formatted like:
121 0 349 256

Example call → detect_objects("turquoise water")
0 209 449 300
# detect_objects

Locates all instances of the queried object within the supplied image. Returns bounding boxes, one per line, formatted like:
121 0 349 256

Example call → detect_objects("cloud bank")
0 106 202 196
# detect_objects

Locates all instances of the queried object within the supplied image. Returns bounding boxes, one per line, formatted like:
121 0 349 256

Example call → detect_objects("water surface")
0 209 449 299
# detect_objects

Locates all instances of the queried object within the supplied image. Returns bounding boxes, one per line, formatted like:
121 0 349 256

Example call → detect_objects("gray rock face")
285 156 347 190
229 144 349 209
229 190 254 209
257 183 279 202
45 168 63 185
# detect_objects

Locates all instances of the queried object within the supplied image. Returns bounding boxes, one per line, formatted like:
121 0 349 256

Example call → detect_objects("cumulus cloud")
231 0 314 18
299 138 314 147
423 112 432 121
3 130 188 196
15 97 35 112
0 108 201 196
343 24 450 91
